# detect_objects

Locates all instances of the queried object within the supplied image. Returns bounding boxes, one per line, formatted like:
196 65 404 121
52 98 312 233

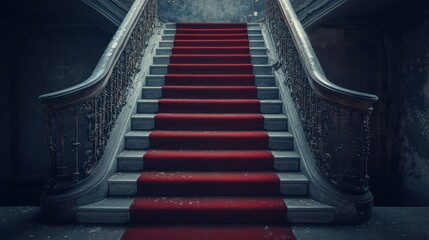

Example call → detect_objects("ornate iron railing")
38 0 156 192
266 0 378 193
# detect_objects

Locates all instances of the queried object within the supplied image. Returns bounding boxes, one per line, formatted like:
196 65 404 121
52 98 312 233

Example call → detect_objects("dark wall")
0 2 112 205
308 0 429 205
388 16 429 204
0 22 13 204
12 26 111 205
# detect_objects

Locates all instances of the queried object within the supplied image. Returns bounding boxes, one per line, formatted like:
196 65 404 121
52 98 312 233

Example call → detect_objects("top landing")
158 0 265 23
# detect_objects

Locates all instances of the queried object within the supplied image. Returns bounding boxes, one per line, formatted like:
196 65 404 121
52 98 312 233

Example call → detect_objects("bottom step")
131 197 287 224
77 197 335 224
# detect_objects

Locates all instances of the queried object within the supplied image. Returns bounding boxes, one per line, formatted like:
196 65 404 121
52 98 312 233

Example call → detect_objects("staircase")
77 22 335 229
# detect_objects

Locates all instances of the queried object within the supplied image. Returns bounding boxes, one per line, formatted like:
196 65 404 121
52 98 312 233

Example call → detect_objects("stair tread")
162 40 264 42
162 46 267 49
118 149 299 158
117 149 299 172
131 196 286 209
170 34 262 36
161 63 271 66
79 197 334 211
138 99 282 102
157 74 273 76
110 171 308 183
142 86 276 89
126 130 292 136
132 113 285 118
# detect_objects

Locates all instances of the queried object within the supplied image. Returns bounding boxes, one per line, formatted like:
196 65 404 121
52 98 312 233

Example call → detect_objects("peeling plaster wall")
290 0 345 27
393 17 429 203
308 0 429 205
158 0 265 23
156 0 342 26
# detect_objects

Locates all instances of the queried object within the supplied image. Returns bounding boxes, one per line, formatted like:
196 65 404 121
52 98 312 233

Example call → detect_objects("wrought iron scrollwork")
39 0 157 192
266 0 377 193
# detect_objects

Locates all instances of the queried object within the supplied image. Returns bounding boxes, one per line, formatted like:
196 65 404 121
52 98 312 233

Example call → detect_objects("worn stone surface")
293 207 429 240
0 207 125 240
0 207 428 240
158 0 265 23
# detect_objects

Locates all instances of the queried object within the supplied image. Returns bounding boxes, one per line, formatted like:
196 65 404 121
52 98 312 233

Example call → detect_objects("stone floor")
0 207 428 240
293 207 429 240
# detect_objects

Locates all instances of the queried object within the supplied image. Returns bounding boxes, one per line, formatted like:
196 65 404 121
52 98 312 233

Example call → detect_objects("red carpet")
175 34 249 40
172 46 250 54
168 64 253 74
176 23 248 28
159 99 260 113
173 39 250 46
165 74 255 86
122 22 296 240
122 225 296 240
143 150 275 171
154 114 264 130
149 131 269 150
176 28 248 34
170 54 251 64
137 172 280 195
130 197 287 224
161 86 257 99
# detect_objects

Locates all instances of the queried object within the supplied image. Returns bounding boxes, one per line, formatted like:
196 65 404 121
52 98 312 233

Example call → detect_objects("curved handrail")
276 0 378 111
38 0 149 110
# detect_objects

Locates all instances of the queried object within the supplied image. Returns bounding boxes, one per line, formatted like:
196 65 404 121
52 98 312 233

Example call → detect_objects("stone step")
117 150 300 172
107 172 308 196
163 28 263 35
159 40 266 48
164 23 261 29
124 131 293 151
152 55 269 65
145 75 276 87
149 64 273 75
136 99 283 114
155 47 268 55
161 34 264 41
131 113 286 131
141 86 278 100
77 197 335 224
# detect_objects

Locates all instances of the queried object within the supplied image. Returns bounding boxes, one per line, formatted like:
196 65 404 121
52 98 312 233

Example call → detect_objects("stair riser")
131 114 286 131
150 65 272 75
76 198 335 224
156 47 268 55
117 151 300 172
164 23 261 29
164 29 263 35
162 35 264 41
141 87 278 100
108 175 308 196
159 41 265 47
136 100 283 114
146 75 276 87
153 55 269 65
124 133 293 151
